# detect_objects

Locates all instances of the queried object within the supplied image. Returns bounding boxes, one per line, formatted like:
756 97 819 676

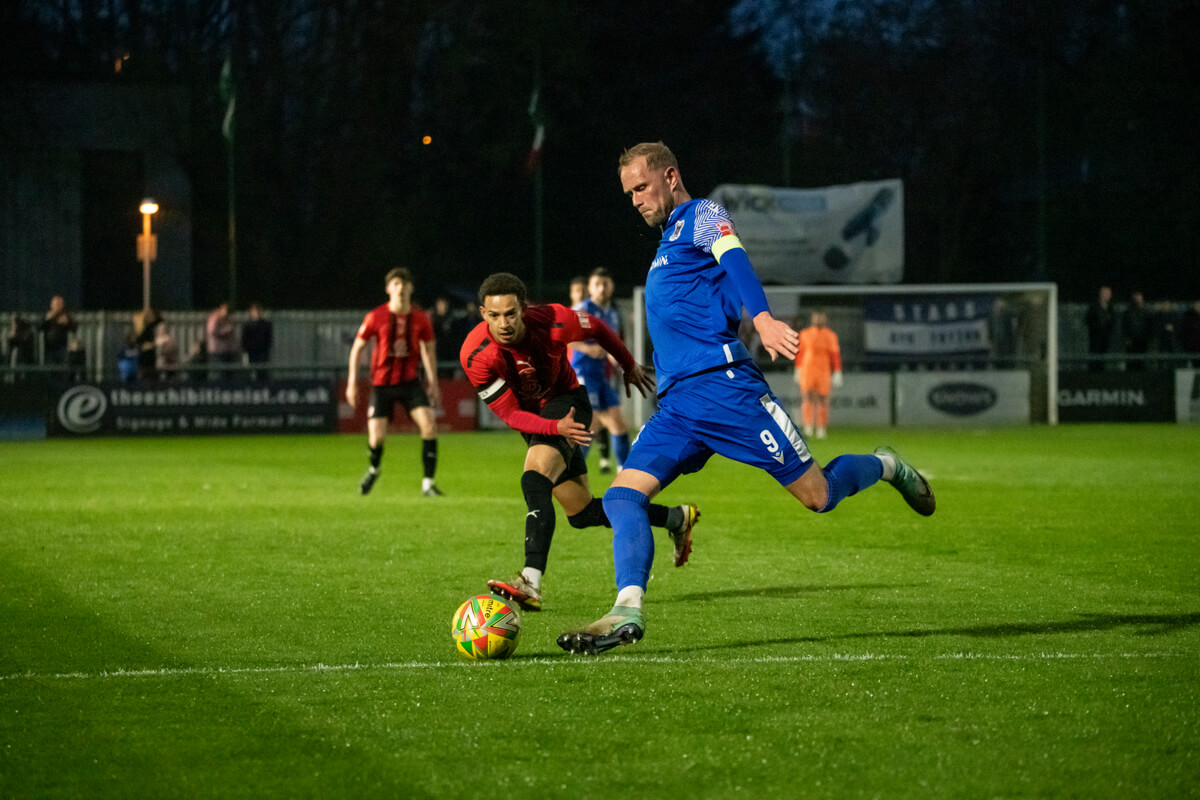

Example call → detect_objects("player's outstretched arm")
576 309 641 376
713 232 798 359
621 362 656 398
556 407 593 446
754 312 799 362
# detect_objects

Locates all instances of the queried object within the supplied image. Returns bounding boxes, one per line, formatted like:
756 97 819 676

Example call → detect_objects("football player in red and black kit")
347 267 442 497
460 272 698 612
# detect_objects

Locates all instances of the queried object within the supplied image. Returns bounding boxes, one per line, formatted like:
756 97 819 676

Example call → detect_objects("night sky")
3 0 1197 310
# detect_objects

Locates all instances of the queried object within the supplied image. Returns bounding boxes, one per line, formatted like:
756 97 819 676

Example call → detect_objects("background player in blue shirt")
558 141 936 656
569 267 632 472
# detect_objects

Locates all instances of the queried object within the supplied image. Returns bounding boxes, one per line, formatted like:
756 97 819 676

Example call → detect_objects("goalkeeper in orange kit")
793 310 843 439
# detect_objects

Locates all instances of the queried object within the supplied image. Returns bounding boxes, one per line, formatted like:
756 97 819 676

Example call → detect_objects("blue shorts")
624 361 814 489
576 366 621 412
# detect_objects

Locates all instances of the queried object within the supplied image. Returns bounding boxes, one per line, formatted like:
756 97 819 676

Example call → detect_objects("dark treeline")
3 0 1197 308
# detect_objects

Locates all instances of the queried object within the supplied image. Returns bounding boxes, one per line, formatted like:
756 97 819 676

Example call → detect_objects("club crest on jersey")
668 220 685 241
515 359 543 401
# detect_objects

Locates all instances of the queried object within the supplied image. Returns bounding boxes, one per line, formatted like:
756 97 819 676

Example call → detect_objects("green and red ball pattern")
451 594 522 659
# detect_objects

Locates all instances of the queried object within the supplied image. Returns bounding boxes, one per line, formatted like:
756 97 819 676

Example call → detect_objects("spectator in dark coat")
1084 285 1116 371
1180 300 1200 367
241 302 273 381
1121 291 1152 371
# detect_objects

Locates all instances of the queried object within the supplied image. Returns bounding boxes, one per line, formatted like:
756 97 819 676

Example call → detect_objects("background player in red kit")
347 267 442 497
460 272 698 612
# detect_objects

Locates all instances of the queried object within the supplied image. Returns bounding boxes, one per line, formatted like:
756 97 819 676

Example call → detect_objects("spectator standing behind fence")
431 296 465 378
1122 291 1152 371
66 335 86 382
40 295 77 367
135 308 161 381
206 301 239 378
1180 300 1200 367
155 319 180 380
241 302 273 380
1153 301 1179 358
7 315 36 373
117 329 140 384
1084 285 1116 371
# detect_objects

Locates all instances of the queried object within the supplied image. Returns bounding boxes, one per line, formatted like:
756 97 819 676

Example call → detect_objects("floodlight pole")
137 198 159 311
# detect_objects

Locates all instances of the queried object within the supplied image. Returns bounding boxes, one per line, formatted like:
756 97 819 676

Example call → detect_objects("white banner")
864 319 991 354
895 371 1030 426
709 180 903 285
1175 369 1200 423
764 372 892 427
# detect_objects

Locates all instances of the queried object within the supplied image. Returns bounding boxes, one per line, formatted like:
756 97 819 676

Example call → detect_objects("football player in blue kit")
569 267 631 472
557 141 936 655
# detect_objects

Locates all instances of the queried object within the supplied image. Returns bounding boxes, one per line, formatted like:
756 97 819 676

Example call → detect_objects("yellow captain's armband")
711 235 743 263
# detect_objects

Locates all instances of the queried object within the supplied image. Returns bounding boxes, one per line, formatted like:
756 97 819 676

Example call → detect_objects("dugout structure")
629 282 1059 428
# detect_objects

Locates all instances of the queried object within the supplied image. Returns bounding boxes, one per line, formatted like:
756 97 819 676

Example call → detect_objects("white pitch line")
0 651 1191 683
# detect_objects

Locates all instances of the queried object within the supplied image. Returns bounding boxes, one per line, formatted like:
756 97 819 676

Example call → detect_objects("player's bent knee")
785 472 828 512
520 470 554 504
567 498 608 529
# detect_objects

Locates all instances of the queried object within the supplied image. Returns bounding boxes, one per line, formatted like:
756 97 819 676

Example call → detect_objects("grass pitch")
1 425 1197 798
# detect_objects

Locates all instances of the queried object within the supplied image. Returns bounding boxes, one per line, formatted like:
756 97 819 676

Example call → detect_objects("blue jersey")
645 198 767 393
569 297 622 376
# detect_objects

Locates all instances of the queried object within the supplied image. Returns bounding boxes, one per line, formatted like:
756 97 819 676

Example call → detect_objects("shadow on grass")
1 561 440 798
652 611 1200 655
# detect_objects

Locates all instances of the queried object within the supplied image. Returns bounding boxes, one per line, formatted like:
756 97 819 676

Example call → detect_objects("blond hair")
618 141 678 176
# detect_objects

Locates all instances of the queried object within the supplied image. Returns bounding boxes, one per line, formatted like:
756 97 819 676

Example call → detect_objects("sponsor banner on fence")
1057 370 1175 423
1176 369 1200 423
896 370 1030 426
0 379 48 440
764 371 892 427
708 180 903 285
864 294 993 358
49 380 337 437
337 379 478 433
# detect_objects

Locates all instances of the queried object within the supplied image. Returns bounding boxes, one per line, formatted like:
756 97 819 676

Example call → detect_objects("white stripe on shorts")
759 393 811 462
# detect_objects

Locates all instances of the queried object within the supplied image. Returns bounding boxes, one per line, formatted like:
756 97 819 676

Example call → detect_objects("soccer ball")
451 594 521 660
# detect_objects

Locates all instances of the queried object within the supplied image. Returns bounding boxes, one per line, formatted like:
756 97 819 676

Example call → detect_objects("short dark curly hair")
384 266 413 286
478 272 528 306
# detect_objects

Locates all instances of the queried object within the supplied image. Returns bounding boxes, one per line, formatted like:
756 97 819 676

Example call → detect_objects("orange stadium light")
137 198 159 311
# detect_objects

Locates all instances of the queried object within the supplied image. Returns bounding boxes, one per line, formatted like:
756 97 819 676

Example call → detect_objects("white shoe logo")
526 510 539 518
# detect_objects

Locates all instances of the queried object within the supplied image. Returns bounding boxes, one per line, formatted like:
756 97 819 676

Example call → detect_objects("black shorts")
521 387 592 485
369 381 430 420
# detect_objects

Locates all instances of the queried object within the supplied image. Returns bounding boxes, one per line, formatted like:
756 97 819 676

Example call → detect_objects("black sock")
368 444 383 470
599 429 611 459
520 471 556 573
567 497 610 529
647 503 677 529
565 498 675 530
422 439 437 479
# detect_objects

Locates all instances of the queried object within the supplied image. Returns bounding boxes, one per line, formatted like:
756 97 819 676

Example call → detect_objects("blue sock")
818 454 884 513
613 433 630 468
603 486 653 590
